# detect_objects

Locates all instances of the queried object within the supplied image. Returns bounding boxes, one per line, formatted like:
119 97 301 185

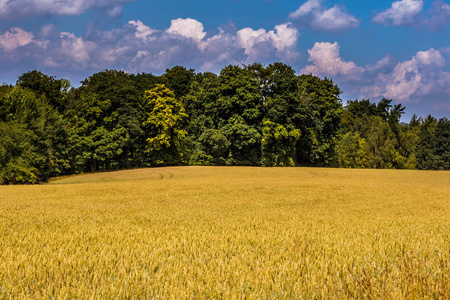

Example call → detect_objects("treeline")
0 64 449 183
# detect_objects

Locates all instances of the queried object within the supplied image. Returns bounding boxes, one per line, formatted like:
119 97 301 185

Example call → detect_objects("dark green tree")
189 129 229 166
73 70 144 171
161 66 196 99
296 74 343 166
259 63 300 127
416 115 438 170
220 116 261 165
435 118 450 170
17 70 71 113
215 65 263 128
131 72 159 98
0 86 69 183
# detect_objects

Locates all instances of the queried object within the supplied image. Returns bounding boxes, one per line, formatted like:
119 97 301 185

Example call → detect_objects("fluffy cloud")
302 42 450 115
166 18 206 41
301 42 364 78
373 0 424 26
289 0 359 33
0 27 34 52
373 0 450 31
271 24 299 52
366 48 447 101
128 20 156 41
59 32 94 65
0 19 300 75
0 0 133 18
235 23 299 62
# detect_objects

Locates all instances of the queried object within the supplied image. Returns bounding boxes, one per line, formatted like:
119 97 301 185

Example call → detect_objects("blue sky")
1 0 450 120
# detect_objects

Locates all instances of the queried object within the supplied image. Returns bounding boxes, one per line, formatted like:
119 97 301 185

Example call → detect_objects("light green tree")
261 120 301 167
335 132 368 168
143 84 188 166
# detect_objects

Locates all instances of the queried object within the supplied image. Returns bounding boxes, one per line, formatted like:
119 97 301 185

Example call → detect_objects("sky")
1 0 450 120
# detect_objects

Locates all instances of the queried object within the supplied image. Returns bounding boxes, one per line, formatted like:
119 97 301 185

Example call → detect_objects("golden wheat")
0 167 449 298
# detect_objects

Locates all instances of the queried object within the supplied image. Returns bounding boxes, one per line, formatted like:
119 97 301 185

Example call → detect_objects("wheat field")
0 166 449 298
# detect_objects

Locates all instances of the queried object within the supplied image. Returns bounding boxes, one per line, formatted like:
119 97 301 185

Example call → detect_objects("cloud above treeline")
373 0 450 31
373 0 424 26
289 0 359 33
0 0 133 18
301 41 450 114
286 0 450 32
0 0 449 116
0 18 300 73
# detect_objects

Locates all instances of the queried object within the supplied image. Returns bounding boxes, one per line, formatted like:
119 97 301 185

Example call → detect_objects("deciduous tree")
143 84 188 166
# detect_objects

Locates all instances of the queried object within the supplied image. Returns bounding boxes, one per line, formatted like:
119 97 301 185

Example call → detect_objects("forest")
0 63 449 184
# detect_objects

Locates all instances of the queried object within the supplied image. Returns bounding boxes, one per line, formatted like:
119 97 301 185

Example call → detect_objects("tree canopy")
1 64 448 184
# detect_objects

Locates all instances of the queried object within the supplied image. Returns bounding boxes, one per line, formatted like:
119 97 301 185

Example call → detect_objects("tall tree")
296 74 343 166
17 70 71 113
0 86 69 183
259 63 300 127
435 118 450 170
364 116 404 169
143 84 188 166
247 63 307 166
74 70 144 171
215 65 263 128
416 115 438 170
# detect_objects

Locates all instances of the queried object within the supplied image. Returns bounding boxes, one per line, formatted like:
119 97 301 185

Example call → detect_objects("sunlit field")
0 166 449 298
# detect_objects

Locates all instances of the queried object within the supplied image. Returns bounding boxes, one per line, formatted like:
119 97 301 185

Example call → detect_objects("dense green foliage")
337 99 449 170
1 65 449 183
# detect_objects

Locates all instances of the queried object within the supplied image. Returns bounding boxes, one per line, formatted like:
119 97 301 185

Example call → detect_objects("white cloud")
301 42 450 116
373 0 424 26
301 42 364 78
128 20 156 41
382 59 424 100
166 18 206 41
289 0 321 18
197 28 243 70
235 23 299 62
414 48 445 66
272 23 299 51
371 48 446 101
0 18 300 75
372 0 450 31
358 48 450 118
0 0 133 18
0 27 34 52
58 32 94 66
289 0 359 32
